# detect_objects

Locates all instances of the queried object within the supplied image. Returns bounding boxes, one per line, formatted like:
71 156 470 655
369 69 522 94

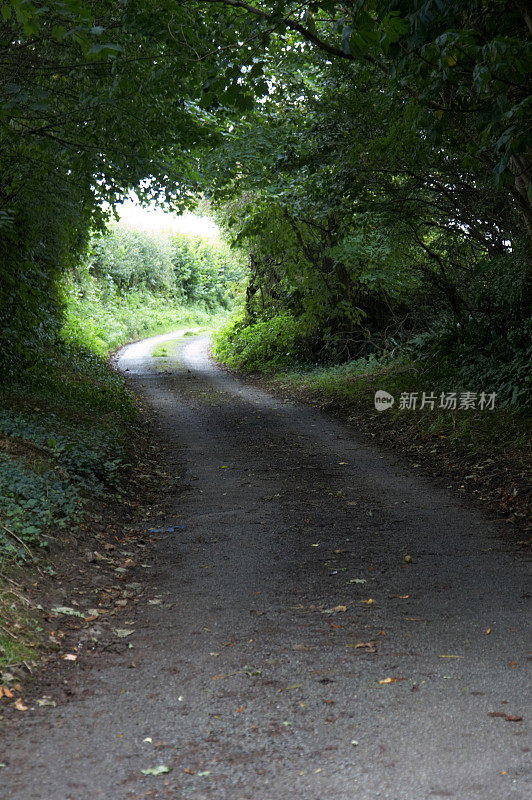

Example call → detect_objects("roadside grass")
0 342 138 671
0 580 43 670
248 357 531 525
62 285 230 357
0 251 234 678
0 345 137 570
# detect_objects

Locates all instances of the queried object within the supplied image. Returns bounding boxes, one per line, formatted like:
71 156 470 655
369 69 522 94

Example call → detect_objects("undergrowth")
62 281 227 357
214 315 530 506
274 358 529 459
0 343 135 562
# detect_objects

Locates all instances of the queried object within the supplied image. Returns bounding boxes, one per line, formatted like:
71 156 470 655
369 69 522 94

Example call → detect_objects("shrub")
213 313 317 372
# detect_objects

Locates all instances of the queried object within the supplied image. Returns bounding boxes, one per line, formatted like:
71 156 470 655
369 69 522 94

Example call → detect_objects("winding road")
2 331 530 799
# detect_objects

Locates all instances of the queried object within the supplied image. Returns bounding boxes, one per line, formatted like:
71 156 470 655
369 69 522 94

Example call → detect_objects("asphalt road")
2 332 530 799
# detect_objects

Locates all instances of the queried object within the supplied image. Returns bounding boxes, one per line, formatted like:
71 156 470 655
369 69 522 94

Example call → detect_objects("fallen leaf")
197 771 211 776
292 644 314 651
62 654 77 661
347 642 376 653
484 628 491 635
244 667 262 676
113 629 134 638
14 698 28 711
51 606 84 618
235 705 247 712
141 765 172 776
347 578 366 584
438 655 464 659
404 555 412 563
378 677 404 685
278 685 302 692
390 595 409 599
322 604 348 614
1 687 14 699
488 712 523 722
184 768 195 774
36 697 56 707
360 598 376 605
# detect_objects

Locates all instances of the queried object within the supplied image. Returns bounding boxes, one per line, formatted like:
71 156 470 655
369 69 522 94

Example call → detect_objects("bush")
89 227 176 293
62 222 246 355
0 453 82 559
82 225 246 310
408 314 532 409
62 277 216 356
213 313 317 372
0 342 136 562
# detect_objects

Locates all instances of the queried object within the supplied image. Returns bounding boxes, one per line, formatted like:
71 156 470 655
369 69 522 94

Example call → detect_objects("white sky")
115 195 220 240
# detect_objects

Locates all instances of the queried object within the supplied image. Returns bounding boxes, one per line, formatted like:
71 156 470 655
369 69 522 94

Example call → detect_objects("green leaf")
52 25 66 42
141 766 172 776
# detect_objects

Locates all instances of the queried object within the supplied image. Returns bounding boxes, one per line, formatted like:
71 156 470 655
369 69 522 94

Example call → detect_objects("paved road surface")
2 332 530 799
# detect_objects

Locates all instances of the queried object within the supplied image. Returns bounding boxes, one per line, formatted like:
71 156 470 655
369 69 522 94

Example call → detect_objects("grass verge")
62 284 230 357
0 343 137 671
226 356 531 528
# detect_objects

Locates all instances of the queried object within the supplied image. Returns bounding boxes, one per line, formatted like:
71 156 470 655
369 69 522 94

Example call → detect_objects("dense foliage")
62 225 244 354
202 2 531 407
0 343 135 561
2 2 530 383
1 3 530 396
0 0 213 377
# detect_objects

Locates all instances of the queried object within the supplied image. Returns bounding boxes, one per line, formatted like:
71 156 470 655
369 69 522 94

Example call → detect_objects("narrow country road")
2 331 530 800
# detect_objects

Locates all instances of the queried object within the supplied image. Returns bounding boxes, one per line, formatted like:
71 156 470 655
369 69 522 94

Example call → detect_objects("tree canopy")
1 1 530 399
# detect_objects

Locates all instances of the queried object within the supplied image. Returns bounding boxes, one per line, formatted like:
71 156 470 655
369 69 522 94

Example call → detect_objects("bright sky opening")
115 195 220 240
